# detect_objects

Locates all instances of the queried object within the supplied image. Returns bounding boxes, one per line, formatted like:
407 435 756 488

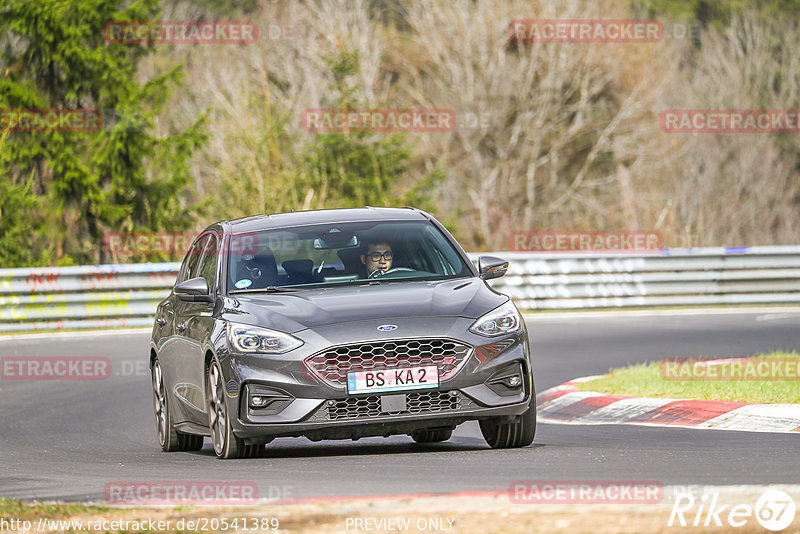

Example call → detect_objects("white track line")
573 397 674 424
525 306 800 319
536 391 604 411
698 404 800 432
0 327 151 342
538 372 800 433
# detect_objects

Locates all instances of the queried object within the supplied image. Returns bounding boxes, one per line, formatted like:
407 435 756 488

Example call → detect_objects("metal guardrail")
1 246 799 332
484 246 800 310
0 263 178 332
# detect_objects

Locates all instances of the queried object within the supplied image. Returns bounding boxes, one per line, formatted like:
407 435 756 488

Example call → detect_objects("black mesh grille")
304 338 472 389
325 391 469 421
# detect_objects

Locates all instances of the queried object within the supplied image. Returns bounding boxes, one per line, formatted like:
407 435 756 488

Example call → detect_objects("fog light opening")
486 363 526 397
245 385 294 412
250 396 269 408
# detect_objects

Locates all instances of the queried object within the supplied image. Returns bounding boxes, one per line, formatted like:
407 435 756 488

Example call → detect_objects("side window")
196 234 219 291
179 235 209 284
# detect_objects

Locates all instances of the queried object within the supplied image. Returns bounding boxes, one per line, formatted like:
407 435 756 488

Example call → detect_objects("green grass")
574 351 800 403
0 498 113 519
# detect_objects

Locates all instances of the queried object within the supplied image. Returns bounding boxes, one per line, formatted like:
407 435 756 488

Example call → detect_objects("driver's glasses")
368 251 393 261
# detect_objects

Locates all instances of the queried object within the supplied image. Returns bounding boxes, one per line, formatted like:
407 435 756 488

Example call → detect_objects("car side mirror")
175 277 214 303
478 256 509 280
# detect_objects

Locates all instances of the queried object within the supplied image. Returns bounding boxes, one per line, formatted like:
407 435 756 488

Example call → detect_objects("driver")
361 241 393 277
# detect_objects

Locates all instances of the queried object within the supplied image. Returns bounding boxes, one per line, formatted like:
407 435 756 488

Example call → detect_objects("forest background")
1 0 799 266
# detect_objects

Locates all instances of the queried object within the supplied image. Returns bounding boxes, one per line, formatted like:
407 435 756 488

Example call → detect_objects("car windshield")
226 220 472 293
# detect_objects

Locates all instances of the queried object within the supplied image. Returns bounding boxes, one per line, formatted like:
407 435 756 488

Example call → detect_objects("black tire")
152 359 204 452
479 398 536 449
181 434 205 451
207 360 262 459
242 443 267 458
411 428 453 443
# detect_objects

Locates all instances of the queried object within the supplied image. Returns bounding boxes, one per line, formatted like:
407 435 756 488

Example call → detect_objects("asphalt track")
0 309 798 502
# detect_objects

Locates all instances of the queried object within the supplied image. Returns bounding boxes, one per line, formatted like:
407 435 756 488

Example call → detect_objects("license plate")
347 366 439 395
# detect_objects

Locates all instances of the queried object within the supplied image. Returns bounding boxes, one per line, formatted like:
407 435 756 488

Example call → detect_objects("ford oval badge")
377 324 398 332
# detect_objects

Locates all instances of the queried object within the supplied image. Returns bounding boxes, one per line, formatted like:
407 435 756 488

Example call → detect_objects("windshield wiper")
230 286 301 294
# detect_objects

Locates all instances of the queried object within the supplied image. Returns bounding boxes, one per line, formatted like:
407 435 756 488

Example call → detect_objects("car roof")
220 207 429 234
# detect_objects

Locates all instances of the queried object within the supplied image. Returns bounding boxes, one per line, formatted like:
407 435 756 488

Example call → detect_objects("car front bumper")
215 316 533 442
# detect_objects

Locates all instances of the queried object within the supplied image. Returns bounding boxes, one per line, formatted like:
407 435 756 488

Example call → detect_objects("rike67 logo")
669 489 796 531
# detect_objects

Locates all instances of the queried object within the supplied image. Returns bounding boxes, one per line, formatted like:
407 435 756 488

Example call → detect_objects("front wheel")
206 360 264 459
479 398 536 449
151 359 204 452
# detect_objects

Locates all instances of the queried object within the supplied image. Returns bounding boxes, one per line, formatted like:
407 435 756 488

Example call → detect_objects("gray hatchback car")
149 207 535 458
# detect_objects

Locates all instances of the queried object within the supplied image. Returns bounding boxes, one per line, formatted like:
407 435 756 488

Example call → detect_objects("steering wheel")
369 267 415 279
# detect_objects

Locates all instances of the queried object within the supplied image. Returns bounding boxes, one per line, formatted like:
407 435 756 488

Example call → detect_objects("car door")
155 236 206 424
155 241 199 346
172 232 219 424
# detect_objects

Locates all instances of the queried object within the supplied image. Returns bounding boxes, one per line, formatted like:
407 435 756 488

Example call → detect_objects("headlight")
469 300 522 337
227 323 303 354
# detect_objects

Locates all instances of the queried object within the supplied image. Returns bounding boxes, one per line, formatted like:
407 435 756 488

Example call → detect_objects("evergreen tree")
0 0 206 265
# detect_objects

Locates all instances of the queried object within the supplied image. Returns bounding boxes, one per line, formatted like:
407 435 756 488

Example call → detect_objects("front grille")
304 338 472 389
315 391 477 421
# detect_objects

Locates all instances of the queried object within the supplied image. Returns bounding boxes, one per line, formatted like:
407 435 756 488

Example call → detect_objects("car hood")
221 278 507 333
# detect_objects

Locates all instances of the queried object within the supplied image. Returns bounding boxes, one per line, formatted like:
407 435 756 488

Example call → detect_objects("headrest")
234 248 278 287
282 259 313 275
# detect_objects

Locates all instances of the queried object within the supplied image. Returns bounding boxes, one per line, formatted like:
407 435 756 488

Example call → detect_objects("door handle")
177 323 186 332
157 317 166 326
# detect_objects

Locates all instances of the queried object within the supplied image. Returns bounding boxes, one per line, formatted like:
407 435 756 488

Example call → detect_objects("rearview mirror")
174 277 213 303
313 234 358 250
478 256 509 280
